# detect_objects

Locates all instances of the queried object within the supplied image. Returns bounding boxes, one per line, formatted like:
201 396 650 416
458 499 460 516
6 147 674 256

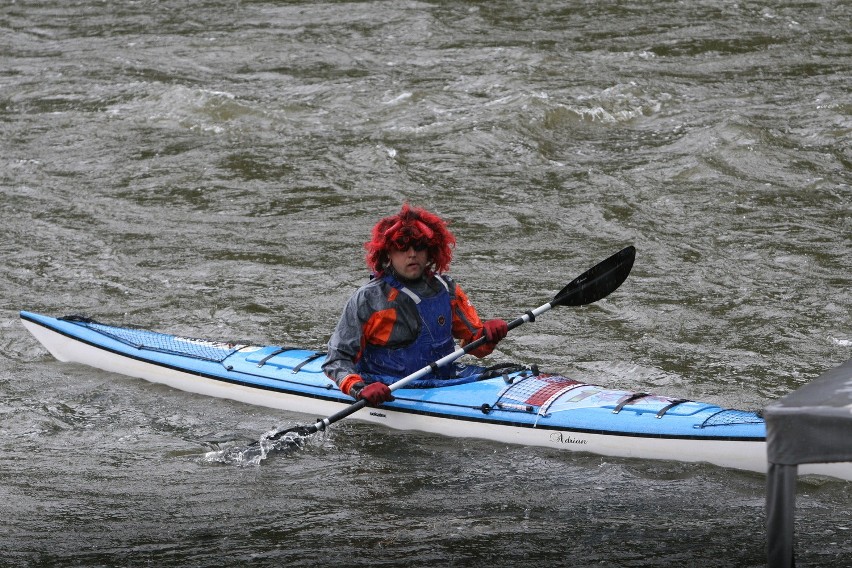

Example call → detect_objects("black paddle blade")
266 423 319 441
552 245 635 307
248 423 318 447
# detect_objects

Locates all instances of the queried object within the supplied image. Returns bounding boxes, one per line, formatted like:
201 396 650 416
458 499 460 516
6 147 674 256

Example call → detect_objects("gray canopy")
764 358 852 567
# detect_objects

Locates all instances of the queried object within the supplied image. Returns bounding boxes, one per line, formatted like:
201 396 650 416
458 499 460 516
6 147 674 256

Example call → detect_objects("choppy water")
2 1 850 566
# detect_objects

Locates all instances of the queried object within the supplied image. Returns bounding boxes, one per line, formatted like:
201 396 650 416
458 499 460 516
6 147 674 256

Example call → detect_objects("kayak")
19 310 852 479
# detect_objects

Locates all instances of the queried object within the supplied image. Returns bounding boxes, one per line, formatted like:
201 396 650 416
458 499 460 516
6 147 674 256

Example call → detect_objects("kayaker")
322 203 509 406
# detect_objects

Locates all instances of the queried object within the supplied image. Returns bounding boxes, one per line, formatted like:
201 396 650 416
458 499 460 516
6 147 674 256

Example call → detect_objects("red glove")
354 382 394 406
481 319 508 344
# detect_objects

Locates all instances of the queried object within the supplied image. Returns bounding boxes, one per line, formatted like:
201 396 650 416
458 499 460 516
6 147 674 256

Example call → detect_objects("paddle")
261 245 636 444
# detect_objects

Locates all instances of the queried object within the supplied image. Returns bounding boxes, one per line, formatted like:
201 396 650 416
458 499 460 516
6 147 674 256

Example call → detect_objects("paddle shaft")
303 299 558 434
268 245 635 440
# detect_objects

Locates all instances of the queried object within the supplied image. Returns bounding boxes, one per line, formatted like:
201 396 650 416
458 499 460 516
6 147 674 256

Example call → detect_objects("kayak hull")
20 311 852 480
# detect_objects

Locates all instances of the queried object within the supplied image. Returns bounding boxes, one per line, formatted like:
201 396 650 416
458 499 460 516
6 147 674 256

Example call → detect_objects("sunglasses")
391 238 429 251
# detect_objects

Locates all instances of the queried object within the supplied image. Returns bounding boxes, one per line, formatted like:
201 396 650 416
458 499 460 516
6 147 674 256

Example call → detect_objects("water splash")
202 429 307 466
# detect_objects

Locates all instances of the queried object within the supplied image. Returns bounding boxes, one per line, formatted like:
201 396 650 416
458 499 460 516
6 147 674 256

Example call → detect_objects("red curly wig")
365 203 456 275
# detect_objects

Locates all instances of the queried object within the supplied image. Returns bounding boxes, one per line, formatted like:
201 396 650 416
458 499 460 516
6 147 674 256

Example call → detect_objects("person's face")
388 240 429 280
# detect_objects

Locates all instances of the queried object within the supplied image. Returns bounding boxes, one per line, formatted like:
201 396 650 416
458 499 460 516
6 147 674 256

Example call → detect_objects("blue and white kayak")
19 311 852 479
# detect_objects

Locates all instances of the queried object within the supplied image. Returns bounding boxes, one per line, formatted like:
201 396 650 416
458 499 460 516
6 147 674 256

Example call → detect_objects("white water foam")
202 430 306 466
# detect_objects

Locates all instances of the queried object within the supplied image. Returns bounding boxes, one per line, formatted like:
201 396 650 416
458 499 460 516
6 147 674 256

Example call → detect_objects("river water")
2 1 850 566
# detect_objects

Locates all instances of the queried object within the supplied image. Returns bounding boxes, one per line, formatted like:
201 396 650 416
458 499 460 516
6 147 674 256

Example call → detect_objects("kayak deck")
23 312 765 440
31 310 852 478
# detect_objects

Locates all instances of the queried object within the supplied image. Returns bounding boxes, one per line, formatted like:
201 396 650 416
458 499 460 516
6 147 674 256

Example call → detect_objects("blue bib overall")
358 274 457 381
